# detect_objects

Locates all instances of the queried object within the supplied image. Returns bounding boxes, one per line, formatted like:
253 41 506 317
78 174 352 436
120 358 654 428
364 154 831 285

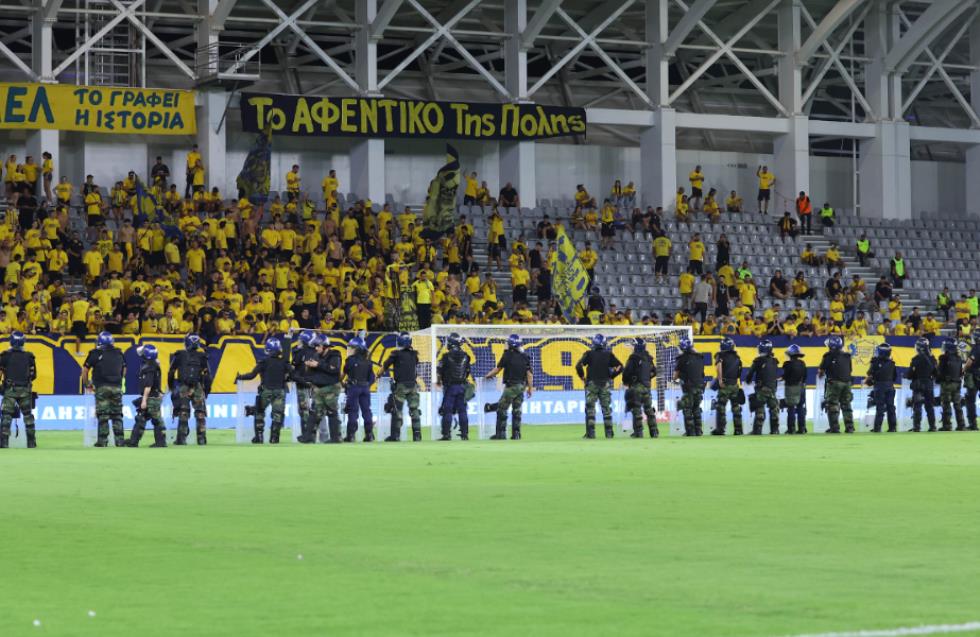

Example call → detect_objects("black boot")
363 431 375 442
412 428 422 442
197 431 207 445
631 425 643 438
490 424 507 440
384 434 399 442
648 424 659 438
583 424 596 439
26 432 35 448
150 430 167 448
251 433 263 444
269 428 281 444
114 433 126 447
94 437 108 447
604 425 614 439
750 423 762 435
0 434 8 448
733 423 743 436
127 430 143 447
710 426 724 435
509 427 519 440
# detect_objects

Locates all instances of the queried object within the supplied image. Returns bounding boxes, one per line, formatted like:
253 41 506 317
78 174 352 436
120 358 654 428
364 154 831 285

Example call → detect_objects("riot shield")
897 379 914 431
235 378 259 444
476 377 498 440
375 377 394 440
812 376 827 433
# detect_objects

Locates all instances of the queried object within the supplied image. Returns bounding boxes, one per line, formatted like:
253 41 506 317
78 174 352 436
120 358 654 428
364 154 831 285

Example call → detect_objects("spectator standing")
715 234 730 269
890 251 906 289
185 144 201 198
412 270 435 329
692 274 713 324
463 171 478 205
150 156 170 189
795 191 812 233
756 166 774 214
688 165 704 211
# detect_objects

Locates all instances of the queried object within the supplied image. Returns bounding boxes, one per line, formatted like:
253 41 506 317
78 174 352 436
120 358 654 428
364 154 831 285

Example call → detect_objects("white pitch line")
781 621 980 637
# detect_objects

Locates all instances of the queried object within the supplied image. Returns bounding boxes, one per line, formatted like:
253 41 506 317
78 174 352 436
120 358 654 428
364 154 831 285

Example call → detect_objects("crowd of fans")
0 149 969 344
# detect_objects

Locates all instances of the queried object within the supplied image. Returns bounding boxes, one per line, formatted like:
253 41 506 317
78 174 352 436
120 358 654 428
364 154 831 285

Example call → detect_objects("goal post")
420 324 694 437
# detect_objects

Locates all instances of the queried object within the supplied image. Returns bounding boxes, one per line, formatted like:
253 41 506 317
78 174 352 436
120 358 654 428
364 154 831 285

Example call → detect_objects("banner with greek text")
0 83 195 135
240 93 586 140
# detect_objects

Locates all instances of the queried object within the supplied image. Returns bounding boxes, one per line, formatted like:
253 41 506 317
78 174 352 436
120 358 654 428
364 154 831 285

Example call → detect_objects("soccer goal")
418 324 694 438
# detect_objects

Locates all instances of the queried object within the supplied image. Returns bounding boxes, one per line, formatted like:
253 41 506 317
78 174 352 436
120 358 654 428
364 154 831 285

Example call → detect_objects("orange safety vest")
796 196 812 215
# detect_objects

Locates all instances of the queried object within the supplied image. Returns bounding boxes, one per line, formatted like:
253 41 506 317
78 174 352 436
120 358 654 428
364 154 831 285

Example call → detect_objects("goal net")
420 324 694 439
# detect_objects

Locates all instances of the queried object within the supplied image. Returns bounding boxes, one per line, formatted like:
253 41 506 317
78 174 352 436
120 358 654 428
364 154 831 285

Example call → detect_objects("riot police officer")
169 333 212 445
82 331 126 447
301 336 343 443
382 332 422 442
962 336 980 431
711 337 743 435
673 336 705 437
865 343 898 433
782 344 808 434
576 334 623 439
438 332 475 440
622 337 657 438
0 331 37 448
343 336 375 442
485 333 532 440
236 337 292 444
817 335 853 434
905 337 937 432
746 340 780 434
936 338 965 432
127 344 166 447
290 330 318 440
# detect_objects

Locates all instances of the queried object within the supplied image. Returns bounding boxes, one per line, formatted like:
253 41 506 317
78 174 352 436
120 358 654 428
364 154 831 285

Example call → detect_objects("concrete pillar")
967 18 980 216
499 141 535 208
504 0 528 100
29 9 58 198
777 0 802 114
351 139 385 204
196 89 227 193
865 0 902 121
859 120 911 220
639 107 676 210
355 0 379 95
772 115 809 212
645 0 669 106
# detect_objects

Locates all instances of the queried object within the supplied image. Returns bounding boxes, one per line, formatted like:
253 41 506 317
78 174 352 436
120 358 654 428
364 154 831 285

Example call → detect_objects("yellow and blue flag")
236 125 272 203
421 144 459 239
552 225 590 320
134 177 159 226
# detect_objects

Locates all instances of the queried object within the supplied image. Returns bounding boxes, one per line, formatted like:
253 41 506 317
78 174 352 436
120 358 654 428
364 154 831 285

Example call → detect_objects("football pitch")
2 428 980 637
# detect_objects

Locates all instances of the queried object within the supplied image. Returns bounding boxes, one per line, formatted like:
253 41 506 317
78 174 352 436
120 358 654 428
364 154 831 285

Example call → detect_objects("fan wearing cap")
622 337 658 438
128 344 166 447
575 334 623 439
168 333 212 445
817 336 853 434
936 339 966 432
342 336 375 442
673 336 705 437
905 338 937 432
484 333 531 440
746 340 780 435
0 331 37 448
236 338 293 444
382 332 422 442
782 345 808 434
81 331 127 447
865 344 898 433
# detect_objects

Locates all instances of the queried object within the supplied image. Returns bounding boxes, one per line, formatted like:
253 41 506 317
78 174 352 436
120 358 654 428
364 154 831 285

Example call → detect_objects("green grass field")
2 428 980 637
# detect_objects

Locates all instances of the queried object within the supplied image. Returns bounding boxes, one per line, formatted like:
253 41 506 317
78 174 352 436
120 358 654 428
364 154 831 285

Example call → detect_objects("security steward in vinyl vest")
343 336 376 442
746 339 780 434
673 336 705 436
818 335 854 434
438 332 475 440
485 333 532 440
865 343 898 433
961 335 980 431
576 334 623 439
300 336 343 443
127 344 166 447
169 333 212 445
782 344 808 434
382 331 422 442
711 336 743 435
622 337 658 438
82 331 126 447
937 338 966 431
906 337 937 432
290 330 318 441
236 337 292 444
0 331 37 448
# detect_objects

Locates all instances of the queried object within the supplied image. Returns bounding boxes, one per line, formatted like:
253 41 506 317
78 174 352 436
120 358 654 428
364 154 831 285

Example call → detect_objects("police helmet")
591 334 607 349
185 333 202 350
265 337 283 356
9 331 25 350
297 330 316 347
942 338 958 354
915 337 931 355
348 336 367 352
507 333 522 349
758 340 773 355
719 337 735 353
447 333 463 350
97 331 114 349
826 335 843 351
632 337 646 353
786 344 803 358
874 343 892 359
136 343 158 361
679 336 694 353
396 332 413 349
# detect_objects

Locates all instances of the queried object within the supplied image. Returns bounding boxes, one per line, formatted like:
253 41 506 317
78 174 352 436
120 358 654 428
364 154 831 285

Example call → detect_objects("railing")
195 42 260 81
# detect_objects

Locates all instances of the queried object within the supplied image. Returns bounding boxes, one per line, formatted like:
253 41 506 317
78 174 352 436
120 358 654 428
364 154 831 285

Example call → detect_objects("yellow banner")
552 226 590 320
0 83 196 135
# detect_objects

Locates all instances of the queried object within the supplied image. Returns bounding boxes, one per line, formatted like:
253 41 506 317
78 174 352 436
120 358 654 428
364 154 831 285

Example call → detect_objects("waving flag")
552 225 590 320
236 125 272 203
421 144 459 239
134 177 160 226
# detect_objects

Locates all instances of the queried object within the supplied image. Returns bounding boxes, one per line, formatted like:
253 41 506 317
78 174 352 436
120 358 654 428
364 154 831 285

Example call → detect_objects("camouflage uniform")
714 385 742 435
390 382 421 438
95 385 125 445
751 386 780 434
823 382 854 433
130 395 165 445
0 386 35 445
584 381 613 431
939 381 965 431
577 347 622 438
496 383 526 434
311 385 342 441
253 387 286 439
173 382 208 443
626 384 657 435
